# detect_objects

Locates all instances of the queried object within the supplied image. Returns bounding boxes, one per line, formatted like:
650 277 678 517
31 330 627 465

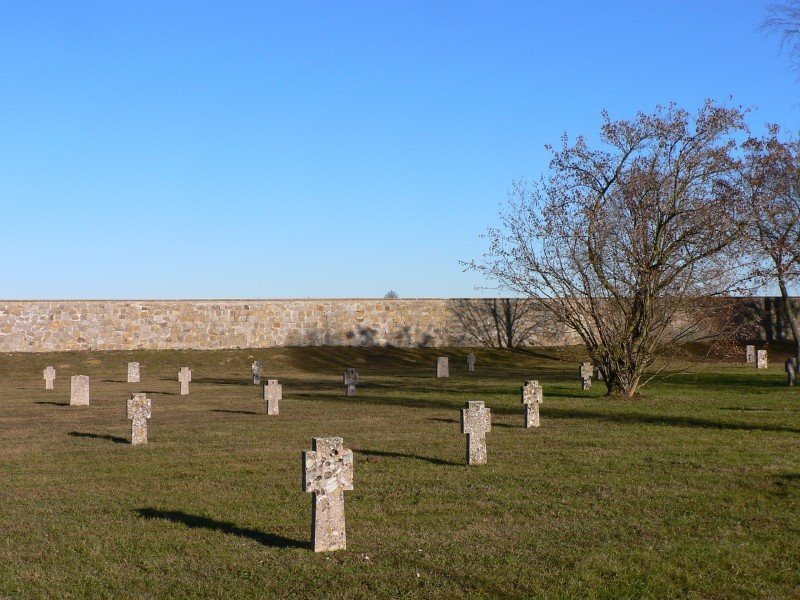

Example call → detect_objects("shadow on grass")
68 431 128 444
34 401 69 407
719 406 800 412
102 379 126 383
211 409 261 415
136 508 308 549
355 449 461 467
192 377 251 387
545 407 800 434
142 390 178 396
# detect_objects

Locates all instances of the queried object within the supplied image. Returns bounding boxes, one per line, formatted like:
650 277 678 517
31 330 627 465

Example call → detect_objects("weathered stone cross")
461 401 491 465
580 362 593 390
343 368 358 396
252 361 262 385
43 366 56 390
436 357 449 378
264 379 282 415
745 345 756 364
467 353 475 373
302 437 354 552
127 362 140 383
70 375 90 406
179 367 192 395
127 393 152 445
521 380 543 428
756 350 768 370
786 358 797 387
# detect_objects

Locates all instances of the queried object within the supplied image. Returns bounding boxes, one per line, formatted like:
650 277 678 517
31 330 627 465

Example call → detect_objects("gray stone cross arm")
461 401 491 435
303 437 354 494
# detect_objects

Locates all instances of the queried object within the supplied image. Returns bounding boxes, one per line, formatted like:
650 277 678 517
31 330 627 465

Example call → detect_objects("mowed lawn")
0 347 798 599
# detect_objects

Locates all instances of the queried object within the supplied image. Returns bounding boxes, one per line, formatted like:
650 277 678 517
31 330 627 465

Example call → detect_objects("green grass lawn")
0 346 798 599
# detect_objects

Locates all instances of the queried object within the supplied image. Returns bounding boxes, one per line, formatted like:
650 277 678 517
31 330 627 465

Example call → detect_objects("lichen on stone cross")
580 362 593 390
436 357 449 378
127 362 140 383
43 366 56 390
127 393 152 445
756 350 768 370
179 367 192 395
521 380 543 428
70 375 90 406
343 368 358 396
252 361 262 385
302 437 354 552
264 379 282 415
461 401 491 465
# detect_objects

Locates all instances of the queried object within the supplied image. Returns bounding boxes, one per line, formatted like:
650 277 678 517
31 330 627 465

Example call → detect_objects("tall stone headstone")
786 358 797 386
343 368 359 396
179 367 192 395
580 362 593 390
264 379 282 415
521 380 543 428
127 362 140 383
756 350 768 370
127 393 152 445
252 361 262 385
466 353 475 373
745 345 756 365
461 400 491 465
43 366 56 390
70 375 90 406
436 357 449 378
302 437 354 552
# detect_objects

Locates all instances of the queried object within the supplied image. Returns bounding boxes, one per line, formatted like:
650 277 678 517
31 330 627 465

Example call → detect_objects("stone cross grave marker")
252 361 262 385
461 400 491 465
580 362 593 390
127 393 152 445
786 358 797 387
467 353 475 373
302 437 354 552
745 345 756 364
343 368 358 396
436 356 449 378
70 375 90 406
756 350 768 370
264 379 282 415
127 362 140 383
179 367 192 395
521 380 543 428
43 366 56 390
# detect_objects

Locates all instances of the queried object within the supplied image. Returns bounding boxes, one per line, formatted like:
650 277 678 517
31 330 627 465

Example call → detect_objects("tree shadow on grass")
68 431 128 444
544 407 800 434
135 508 308 549
192 377 251 387
355 449 461 467
34 401 69 407
211 409 261 415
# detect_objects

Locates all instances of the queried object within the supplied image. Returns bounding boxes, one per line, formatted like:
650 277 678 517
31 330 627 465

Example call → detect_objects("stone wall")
0 297 789 353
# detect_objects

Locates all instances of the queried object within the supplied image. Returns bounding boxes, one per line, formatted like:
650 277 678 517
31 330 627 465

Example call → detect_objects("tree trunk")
777 280 800 371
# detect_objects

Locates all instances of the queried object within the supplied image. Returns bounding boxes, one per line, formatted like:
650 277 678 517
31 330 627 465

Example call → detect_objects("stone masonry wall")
0 297 786 353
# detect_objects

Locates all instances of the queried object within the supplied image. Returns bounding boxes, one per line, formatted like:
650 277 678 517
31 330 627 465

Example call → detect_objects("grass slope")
0 347 798 598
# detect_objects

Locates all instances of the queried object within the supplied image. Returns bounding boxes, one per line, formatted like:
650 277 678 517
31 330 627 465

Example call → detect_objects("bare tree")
741 125 800 366
470 101 748 397
763 1 800 70
384 290 399 299
450 298 539 347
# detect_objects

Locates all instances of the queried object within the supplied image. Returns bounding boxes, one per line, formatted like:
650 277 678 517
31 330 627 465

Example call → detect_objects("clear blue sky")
1 1 796 299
